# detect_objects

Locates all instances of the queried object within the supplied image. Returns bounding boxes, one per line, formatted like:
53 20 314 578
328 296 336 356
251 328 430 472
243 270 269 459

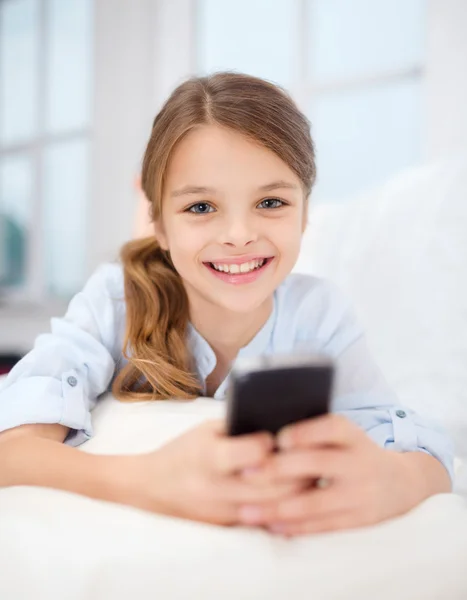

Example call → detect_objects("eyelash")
185 198 288 214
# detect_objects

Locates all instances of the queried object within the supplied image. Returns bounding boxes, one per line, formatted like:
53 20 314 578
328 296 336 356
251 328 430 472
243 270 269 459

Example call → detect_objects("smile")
209 258 266 274
203 257 274 284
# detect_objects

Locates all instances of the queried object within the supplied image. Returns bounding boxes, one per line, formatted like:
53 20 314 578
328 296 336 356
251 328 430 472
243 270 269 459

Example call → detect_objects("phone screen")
227 356 334 436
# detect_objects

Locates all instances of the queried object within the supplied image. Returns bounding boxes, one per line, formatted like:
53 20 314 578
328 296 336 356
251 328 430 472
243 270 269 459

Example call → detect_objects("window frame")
0 0 92 305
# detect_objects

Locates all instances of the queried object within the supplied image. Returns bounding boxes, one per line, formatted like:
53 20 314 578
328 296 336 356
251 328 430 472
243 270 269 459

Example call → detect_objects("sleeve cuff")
338 405 455 485
0 371 93 447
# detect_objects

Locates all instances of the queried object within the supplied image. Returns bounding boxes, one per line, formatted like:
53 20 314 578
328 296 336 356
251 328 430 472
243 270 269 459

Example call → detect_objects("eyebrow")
171 180 298 198
258 180 298 192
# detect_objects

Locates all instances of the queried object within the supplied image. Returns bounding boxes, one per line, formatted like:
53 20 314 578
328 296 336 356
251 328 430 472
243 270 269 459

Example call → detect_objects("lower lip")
204 258 274 285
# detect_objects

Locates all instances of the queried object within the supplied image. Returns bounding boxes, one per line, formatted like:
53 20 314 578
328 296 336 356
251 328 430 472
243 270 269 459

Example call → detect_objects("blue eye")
258 198 285 209
187 202 215 214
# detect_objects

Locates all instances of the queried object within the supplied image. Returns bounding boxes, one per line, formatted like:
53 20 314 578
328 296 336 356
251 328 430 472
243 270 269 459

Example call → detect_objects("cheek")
165 223 206 265
273 216 303 250
283 233 303 263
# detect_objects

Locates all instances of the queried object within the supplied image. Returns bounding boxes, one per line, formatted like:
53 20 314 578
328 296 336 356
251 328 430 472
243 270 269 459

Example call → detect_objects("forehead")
164 124 302 192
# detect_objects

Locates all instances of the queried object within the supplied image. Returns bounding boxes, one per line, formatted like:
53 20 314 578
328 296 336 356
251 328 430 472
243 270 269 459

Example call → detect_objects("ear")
301 197 310 233
153 219 169 251
133 182 156 239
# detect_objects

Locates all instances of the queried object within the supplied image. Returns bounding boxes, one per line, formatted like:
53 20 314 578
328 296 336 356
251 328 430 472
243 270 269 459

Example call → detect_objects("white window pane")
310 79 422 201
43 139 88 296
45 0 93 133
197 0 300 88
0 154 32 287
308 0 426 83
0 0 39 144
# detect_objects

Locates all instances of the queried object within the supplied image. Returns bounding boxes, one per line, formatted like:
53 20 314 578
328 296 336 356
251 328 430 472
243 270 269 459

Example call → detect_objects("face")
155 124 306 316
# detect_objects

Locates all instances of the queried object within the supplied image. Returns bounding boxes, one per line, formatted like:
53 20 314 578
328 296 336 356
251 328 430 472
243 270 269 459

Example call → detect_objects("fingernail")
278 432 293 449
239 506 263 524
242 467 260 477
269 523 286 534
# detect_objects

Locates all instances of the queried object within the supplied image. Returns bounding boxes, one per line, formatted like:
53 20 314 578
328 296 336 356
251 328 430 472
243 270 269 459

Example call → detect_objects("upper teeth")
211 259 265 274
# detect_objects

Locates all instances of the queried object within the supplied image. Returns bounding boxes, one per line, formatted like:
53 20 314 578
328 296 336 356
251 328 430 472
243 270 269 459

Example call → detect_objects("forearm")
398 451 452 503
0 431 151 511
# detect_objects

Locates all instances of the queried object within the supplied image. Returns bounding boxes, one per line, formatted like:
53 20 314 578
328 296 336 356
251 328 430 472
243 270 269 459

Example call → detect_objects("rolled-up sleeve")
317 285 455 483
0 263 122 446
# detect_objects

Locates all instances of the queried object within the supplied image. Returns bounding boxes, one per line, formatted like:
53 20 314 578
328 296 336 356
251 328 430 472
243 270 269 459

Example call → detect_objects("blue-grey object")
0 213 26 288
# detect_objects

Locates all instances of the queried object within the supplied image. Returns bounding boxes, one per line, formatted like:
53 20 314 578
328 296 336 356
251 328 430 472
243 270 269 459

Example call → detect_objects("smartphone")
226 353 334 436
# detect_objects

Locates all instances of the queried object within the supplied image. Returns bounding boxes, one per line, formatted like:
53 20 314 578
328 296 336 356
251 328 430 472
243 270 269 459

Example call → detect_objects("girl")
0 73 453 536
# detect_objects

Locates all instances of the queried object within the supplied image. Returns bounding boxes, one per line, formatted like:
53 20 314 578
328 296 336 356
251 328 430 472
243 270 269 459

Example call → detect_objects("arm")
297 278 455 484
0 421 300 526
396 450 451 499
331 333 455 487
0 423 150 510
0 263 121 447
0 265 148 502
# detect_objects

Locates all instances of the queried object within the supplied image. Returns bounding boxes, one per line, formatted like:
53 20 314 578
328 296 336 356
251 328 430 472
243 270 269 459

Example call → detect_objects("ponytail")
112 237 202 401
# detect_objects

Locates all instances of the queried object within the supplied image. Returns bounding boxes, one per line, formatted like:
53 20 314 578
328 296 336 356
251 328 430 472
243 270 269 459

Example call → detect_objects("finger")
261 448 347 481
268 509 374 536
212 432 275 475
196 419 229 444
202 419 227 435
238 485 347 525
278 414 367 450
221 478 303 505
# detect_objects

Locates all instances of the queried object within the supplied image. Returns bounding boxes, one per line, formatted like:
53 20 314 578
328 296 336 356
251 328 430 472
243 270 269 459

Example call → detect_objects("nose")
220 214 258 248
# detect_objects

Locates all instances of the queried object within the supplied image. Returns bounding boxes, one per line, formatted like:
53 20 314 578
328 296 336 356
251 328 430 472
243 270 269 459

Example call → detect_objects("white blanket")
1 395 467 600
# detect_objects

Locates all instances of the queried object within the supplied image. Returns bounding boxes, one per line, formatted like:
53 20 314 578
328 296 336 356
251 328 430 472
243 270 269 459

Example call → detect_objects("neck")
189 296 273 362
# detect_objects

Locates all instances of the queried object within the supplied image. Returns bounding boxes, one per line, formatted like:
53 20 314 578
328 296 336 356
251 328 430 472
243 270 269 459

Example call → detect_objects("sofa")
0 156 466 599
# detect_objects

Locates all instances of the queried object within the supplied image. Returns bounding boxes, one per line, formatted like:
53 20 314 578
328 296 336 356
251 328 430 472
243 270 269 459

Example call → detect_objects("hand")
238 414 427 536
135 420 301 526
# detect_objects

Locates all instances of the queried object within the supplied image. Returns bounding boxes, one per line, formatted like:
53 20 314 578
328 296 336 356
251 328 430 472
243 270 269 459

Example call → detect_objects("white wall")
425 0 467 159
0 310 52 354
88 0 196 276
88 0 157 273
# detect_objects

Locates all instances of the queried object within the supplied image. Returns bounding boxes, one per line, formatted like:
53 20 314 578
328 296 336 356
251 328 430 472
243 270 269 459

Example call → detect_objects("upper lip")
205 255 272 265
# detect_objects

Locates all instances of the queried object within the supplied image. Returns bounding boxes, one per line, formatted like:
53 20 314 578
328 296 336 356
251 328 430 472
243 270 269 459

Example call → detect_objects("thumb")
211 432 274 475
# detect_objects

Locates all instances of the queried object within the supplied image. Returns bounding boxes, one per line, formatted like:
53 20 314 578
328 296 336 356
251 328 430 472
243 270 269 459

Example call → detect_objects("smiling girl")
0 73 453 535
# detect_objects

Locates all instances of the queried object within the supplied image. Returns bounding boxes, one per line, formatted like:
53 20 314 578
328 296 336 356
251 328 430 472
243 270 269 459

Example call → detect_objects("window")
196 0 426 202
0 0 93 302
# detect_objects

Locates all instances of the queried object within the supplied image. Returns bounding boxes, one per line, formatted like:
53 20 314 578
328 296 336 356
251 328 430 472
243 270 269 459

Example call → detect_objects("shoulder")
62 262 126 356
67 261 125 322
273 273 362 355
275 273 350 325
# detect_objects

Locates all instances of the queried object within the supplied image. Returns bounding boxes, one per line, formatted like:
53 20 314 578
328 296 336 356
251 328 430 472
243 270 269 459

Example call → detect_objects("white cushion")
1 394 467 600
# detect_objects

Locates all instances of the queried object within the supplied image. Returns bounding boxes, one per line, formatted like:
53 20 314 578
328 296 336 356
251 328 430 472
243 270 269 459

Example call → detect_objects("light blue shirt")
0 262 454 481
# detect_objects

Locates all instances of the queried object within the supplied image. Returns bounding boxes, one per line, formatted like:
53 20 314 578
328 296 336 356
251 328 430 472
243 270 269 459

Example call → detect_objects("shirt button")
67 376 78 387
396 409 407 418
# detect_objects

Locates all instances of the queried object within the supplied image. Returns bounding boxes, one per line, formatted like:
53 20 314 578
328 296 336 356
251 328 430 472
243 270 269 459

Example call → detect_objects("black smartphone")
226 354 334 437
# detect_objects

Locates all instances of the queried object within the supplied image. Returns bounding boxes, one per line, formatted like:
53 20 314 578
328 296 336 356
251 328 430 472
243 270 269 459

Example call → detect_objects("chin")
209 290 273 315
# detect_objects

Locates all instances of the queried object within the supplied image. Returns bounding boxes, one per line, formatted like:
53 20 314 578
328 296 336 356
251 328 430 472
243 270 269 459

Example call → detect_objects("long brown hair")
112 72 316 401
